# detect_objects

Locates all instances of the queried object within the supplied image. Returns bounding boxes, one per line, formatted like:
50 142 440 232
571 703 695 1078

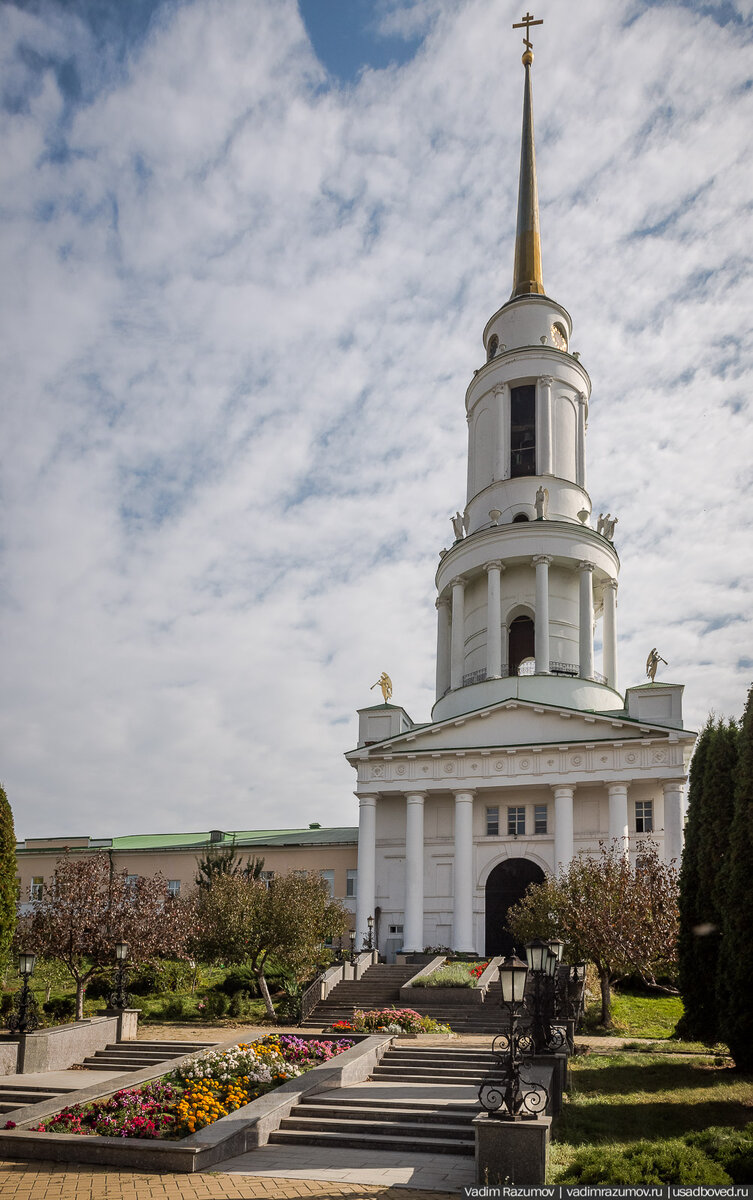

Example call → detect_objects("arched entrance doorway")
485 858 545 956
508 615 534 675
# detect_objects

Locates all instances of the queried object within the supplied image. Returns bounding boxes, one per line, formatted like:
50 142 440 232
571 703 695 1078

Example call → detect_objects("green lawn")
550 1051 753 1182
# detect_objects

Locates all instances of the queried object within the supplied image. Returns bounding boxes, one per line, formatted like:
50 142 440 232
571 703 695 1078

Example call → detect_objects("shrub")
227 990 255 1019
559 1140 731 1185
42 996 76 1021
84 975 113 1000
158 997 185 1020
215 968 261 998
199 991 228 1019
686 1126 753 1183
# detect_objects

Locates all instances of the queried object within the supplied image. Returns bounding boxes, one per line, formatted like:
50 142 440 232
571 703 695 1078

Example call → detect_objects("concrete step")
299 1100 478 1125
78 1039 213 1072
279 1113 474 1141
268 1126 474 1156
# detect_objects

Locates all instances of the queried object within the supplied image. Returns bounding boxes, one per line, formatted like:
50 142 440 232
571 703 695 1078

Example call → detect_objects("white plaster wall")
553 392 578 481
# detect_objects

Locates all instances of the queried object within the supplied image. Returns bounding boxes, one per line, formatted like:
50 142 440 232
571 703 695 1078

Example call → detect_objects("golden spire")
511 12 545 299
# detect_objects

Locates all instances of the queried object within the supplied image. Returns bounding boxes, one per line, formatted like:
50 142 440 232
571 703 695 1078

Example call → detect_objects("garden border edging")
0 1033 391 1172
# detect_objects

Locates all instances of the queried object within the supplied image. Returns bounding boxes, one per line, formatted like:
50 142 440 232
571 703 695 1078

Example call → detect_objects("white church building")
346 34 696 960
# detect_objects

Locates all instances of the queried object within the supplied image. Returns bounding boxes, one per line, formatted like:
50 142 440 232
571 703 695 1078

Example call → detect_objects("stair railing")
299 962 345 1026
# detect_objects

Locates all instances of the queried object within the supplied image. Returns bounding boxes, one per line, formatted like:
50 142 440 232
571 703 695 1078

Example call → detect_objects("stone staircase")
302 964 415 1027
0 1082 79 1115
269 1044 491 1155
304 961 507 1033
78 1038 213 1072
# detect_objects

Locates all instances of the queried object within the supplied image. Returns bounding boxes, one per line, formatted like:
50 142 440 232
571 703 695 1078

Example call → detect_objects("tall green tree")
195 841 265 889
677 718 738 1041
719 686 753 1069
0 785 17 975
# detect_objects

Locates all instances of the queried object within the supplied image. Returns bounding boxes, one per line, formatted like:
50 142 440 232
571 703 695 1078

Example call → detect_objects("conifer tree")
0 784 17 974
719 686 753 1069
677 718 738 1041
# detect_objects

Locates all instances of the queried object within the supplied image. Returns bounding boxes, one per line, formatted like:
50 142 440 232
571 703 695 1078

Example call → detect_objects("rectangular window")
346 869 357 898
320 869 335 898
125 874 138 890
388 924 404 935
534 805 548 835
635 800 654 833
510 385 536 477
508 806 526 836
167 880 181 897
30 876 44 901
260 870 274 889
486 806 499 836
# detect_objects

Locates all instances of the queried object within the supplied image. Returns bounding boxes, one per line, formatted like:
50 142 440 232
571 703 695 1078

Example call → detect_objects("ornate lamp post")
109 941 130 1010
7 952 41 1035
478 955 548 1119
349 929 357 965
366 914 375 952
524 938 549 1052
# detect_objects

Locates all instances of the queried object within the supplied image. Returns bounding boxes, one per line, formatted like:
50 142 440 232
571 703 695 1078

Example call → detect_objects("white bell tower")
433 40 620 723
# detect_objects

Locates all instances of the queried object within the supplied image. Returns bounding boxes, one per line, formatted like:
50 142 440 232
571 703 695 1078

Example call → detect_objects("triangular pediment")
348 696 689 760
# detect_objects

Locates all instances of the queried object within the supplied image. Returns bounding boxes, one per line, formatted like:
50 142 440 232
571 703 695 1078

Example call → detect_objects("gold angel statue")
646 648 667 683
370 672 393 704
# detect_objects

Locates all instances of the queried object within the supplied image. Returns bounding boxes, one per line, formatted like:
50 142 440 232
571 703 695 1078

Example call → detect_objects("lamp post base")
473 1112 551 1185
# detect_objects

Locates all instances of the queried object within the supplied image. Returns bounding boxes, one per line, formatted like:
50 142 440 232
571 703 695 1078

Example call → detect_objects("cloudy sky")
2 0 751 841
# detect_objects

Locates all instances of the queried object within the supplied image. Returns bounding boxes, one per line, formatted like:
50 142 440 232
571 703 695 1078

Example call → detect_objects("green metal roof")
18 825 358 854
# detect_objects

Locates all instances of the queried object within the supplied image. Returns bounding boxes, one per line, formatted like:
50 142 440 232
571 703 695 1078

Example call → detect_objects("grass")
411 961 484 988
582 989 684 1039
549 1051 753 1182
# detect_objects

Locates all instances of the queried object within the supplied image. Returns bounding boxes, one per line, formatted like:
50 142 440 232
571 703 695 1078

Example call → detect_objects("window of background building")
30 876 43 901
510 384 536 476
167 880 181 897
320 869 335 898
125 875 138 889
635 800 653 833
260 870 274 889
388 924 404 935
486 806 500 836
346 869 357 897
534 805 548 835
507 806 526 836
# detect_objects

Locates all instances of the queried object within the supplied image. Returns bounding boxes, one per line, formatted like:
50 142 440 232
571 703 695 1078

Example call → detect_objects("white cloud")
1 0 751 839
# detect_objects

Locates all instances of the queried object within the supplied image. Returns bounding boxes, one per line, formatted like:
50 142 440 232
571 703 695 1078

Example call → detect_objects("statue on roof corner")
535 485 549 520
370 672 393 704
646 648 668 683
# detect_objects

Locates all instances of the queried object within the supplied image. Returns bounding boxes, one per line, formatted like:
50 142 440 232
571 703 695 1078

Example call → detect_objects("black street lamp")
366 914 374 952
524 938 549 1052
349 929 357 965
109 940 130 1010
7 952 40 1035
478 954 548 1120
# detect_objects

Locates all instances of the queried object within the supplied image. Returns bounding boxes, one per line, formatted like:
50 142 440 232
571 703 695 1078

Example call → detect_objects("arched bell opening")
484 857 546 956
509 615 534 675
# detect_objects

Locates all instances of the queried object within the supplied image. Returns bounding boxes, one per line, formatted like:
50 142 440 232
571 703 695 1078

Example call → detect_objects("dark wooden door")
485 858 545 956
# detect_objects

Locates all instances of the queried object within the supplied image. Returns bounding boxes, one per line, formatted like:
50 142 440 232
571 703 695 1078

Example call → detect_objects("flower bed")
4 1034 354 1140
329 1007 451 1034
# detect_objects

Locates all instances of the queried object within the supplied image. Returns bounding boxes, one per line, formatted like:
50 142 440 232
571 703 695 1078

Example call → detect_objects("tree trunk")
599 966 612 1027
75 979 87 1020
257 969 276 1021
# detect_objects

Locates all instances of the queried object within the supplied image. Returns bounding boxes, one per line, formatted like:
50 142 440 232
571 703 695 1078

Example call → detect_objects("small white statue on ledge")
451 512 466 541
535 486 549 520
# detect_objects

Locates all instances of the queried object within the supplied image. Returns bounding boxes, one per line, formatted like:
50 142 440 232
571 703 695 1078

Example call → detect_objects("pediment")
358 698 672 758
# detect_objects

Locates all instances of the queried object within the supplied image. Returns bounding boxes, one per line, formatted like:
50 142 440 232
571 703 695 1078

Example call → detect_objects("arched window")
509 615 535 675
487 334 499 362
510 384 536 476
512 512 529 523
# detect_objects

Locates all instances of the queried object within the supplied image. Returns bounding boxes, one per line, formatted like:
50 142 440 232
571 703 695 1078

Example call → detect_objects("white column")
553 786 574 873
608 783 629 859
450 577 466 690
356 795 377 949
578 562 595 680
486 562 503 679
533 554 551 675
576 392 587 489
435 597 451 699
537 375 553 475
403 793 425 952
466 413 474 502
453 791 475 952
493 383 510 481
663 780 685 864
603 579 618 691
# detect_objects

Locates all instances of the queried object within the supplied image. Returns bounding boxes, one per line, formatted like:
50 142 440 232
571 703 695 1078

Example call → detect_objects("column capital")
662 777 688 792
607 781 629 796
405 791 426 804
551 784 574 798
577 560 595 574
538 374 554 387
532 553 552 567
453 789 476 800
358 793 379 807
492 382 508 396
435 594 450 609
485 559 504 573
604 577 619 592
577 391 588 405
450 575 466 589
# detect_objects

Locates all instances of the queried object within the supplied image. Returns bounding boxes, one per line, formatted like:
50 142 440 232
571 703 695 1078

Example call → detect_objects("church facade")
346 36 696 960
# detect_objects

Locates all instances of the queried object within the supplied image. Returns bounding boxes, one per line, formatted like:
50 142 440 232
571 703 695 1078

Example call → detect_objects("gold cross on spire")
512 11 543 51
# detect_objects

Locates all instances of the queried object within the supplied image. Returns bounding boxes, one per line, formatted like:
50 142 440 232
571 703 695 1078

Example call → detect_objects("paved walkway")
0 1161 456 1199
